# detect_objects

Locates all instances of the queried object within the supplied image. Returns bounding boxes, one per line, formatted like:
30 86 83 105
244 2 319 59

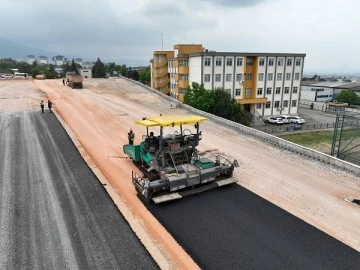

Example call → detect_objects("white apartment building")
38 55 48 65
26 55 36 64
168 51 305 117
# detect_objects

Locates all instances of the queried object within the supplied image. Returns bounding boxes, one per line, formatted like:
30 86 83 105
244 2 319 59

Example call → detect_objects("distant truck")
66 72 83 89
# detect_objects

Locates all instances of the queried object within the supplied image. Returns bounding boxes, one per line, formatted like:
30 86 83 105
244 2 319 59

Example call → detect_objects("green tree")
125 67 139 80
44 64 58 79
336 89 360 105
184 83 252 126
92 57 106 78
139 68 151 85
184 82 214 112
70 59 79 74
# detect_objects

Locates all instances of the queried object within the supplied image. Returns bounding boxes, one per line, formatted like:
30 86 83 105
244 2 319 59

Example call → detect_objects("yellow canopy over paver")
135 115 208 127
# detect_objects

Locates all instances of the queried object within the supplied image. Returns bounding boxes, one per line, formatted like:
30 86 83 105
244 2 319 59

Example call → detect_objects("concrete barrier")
121 77 360 176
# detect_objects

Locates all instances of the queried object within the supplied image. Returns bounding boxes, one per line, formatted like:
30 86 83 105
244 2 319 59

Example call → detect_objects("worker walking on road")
48 100 53 113
128 129 135 145
40 100 44 113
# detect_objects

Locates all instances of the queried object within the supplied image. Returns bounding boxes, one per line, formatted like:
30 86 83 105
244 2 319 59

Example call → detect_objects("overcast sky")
1 0 359 73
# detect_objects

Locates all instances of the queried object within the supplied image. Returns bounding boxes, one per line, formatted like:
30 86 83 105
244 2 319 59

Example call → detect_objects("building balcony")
153 68 168 78
178 80 189 89
236 97 268 104
153 60 168 68
160 87 170 95
178 66 189 74
154 79 169 89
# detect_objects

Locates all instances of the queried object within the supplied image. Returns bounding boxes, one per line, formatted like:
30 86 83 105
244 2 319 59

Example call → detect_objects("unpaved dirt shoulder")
35 79 199 270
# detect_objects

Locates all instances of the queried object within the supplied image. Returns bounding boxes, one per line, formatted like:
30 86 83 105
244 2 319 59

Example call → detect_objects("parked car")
267 117 285 125
279 115 291 123
289 116 306 124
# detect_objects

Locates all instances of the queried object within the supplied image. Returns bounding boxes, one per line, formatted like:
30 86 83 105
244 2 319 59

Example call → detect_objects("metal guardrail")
121 77 360 176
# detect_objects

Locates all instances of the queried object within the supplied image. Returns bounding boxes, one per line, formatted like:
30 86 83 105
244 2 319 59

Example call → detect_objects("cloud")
0 0 360 72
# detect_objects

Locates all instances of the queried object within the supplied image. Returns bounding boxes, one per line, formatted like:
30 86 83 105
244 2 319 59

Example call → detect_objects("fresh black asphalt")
0 111 158 269
149 184 360 269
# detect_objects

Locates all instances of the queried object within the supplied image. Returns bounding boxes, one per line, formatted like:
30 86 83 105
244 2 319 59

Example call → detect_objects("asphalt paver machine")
123 114 239 203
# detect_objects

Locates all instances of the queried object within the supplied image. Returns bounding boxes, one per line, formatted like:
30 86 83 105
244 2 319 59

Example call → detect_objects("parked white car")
279 115 291 123
267 117 285 125
289 116 306 124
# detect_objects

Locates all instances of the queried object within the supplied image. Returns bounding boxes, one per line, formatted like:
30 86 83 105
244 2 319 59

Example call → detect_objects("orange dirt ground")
1 79 359 267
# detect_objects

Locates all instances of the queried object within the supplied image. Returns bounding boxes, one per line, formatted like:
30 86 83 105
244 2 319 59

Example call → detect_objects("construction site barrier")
122 77 360 176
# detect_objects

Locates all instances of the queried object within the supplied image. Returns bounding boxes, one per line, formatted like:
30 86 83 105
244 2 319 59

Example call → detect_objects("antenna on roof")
161 32 163 50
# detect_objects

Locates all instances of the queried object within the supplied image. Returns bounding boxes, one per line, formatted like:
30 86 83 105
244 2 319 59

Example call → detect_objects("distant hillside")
0 36 57 60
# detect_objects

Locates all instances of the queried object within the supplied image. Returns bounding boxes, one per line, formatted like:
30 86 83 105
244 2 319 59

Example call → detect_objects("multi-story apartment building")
151 44 306 117
26 55 36 64
37 55 48 65
52 55 65 66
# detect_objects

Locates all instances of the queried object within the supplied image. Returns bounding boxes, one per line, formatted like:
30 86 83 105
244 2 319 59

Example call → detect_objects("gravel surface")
149 184 360 269
0 111 158 269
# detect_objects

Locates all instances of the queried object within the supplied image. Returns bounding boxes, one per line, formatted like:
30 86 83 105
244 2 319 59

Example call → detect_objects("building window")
204 58 211 66
235 88 241 96
267 73 273 80
275 87 281 94
276 73 282 81
269 58 274 66
226 74 232 82
284 87 289 94
293 86 298 93
283 100 288 107
215 74 221 82
236 58 243 66
216 58 222 66
274 101 280 108
226 58 233 66
180 74 188 81
179 59 188 66
292 100 297 107
256 103 262 109
204 74 210 82
266 87 272 95
258 73 264 81
246 58 253 66
286 73 291 80
296 59 301 66
259 58 265 66
245 88 251 95
245 73 252 80
236 74 242 82
257 87 263 95
287 59 293 66
277 58 284 66
295 73 300 80
265 102 271 109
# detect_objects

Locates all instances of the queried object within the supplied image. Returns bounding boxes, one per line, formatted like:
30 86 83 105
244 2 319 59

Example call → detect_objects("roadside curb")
52 109 179 270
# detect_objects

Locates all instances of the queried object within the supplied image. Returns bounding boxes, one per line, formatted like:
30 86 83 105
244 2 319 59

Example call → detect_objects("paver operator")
128 129 135 145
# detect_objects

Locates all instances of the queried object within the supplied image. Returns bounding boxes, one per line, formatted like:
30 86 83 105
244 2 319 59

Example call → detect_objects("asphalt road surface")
149 184 360 269
0 111 158 269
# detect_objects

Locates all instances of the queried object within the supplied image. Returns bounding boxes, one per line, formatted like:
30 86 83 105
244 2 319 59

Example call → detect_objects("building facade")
26 55 36 64
38 55 48 65
79 68 92 78
151 45 305 117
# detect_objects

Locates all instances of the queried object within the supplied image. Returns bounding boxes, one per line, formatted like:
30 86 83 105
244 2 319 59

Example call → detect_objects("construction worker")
128 129 135 145
48 100 53 113
40 100 44 113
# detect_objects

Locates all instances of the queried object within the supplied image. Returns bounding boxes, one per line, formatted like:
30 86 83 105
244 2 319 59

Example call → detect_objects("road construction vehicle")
66 72 83 89
123 114 239 204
